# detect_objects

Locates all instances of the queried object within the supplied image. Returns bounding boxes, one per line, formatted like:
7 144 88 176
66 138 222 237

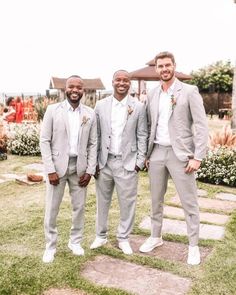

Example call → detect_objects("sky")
0 0 235 94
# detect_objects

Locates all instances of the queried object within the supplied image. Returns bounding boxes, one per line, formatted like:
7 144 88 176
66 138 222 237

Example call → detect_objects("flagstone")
24 163 44 171
140 217 225 240
197 189 208 197
215 192 236 202
43 289 87 295
130 235 212 263
1 173 20 180
164 205 229 225
169 194 236 213
81 255 191 295
0 179 7 184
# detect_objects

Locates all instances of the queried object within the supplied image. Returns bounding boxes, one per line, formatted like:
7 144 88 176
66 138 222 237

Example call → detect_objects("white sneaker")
42 248 56 263
139 236 163 253
187 246 200 265
68 242 84 256
118 241 133 255
90 237 108 249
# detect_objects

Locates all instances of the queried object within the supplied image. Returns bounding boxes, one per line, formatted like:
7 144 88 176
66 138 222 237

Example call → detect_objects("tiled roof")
129 65 192 81
50 77 105 90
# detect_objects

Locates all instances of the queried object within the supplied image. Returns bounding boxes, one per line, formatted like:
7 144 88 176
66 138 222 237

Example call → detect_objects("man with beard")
40 75 97 263
90 70 147 255
139 52 208 265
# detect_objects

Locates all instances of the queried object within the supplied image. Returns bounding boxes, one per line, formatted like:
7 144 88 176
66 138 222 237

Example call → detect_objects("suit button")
107 147 109 149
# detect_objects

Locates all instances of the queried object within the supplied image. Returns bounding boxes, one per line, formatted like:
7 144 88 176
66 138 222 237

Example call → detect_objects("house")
49 76 105 108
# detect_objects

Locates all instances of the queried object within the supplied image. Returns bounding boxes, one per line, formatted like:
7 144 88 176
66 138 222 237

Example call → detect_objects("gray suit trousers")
44 157 86 250
148 144 199 246
95 155 138 241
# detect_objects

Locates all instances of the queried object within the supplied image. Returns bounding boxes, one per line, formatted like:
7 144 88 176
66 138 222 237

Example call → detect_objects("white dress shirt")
154 81 176 146
66 100 80 157
109 96 128 155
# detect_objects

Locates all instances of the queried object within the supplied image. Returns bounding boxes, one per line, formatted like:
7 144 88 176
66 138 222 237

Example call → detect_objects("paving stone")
0 179 7 184
140 217 225 240
215 192 236 202
1 173 19 180
170 194 236 213
164 205 229 225
197 189 208 197
130 235 211 263
81 255 191 295
24 163 44 171
43 289 87 295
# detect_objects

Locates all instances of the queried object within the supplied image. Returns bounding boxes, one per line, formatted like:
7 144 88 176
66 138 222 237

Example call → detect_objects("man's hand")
135 165 140 173
185 159 201 174
143 159 149 172
94 165 100 179
79 173 91 187
48 172 59 186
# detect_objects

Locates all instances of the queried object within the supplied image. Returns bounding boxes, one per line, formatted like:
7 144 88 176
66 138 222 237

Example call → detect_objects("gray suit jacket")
146 79 208 161
40 100 97 178
95 95 148 171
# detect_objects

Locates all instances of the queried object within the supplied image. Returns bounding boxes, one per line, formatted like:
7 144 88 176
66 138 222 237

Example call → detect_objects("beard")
66 92 83 104
161 70 175 82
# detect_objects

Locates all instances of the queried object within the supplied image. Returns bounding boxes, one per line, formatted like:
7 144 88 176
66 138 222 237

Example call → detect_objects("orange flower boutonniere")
171 95 177 110
81 116 90 126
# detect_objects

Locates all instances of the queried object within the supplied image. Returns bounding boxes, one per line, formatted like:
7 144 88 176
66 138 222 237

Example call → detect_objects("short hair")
66 75 82 80
154 51 175 65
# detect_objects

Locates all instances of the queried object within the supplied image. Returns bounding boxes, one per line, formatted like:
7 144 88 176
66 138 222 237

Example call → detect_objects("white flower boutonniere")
81 116 90 126
127 105 133 115
171 95 177 110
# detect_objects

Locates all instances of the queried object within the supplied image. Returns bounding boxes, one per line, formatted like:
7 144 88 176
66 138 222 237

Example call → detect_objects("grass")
0 117 235 295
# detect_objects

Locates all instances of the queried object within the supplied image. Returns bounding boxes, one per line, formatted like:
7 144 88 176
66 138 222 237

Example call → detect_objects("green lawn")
0 154 236 295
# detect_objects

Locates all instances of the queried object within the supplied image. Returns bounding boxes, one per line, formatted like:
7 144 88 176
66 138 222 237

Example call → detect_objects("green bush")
196 147 236 187
7 123 41 156
187 61 233 93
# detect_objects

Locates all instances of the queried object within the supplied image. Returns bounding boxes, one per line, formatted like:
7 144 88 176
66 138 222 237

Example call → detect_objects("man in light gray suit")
40 75 97 263
139 52 208 265
90 70 148 255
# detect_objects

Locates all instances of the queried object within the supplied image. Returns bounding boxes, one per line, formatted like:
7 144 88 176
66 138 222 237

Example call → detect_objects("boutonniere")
171 95 177 110
127 105 133 115
81 115 90 126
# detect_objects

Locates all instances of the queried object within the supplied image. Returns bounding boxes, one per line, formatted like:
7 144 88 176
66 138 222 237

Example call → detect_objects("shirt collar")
161 78 176 95
112 95 128 107
65 99 81 112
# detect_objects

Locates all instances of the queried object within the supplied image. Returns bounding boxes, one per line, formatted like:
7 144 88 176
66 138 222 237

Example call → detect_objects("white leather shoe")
139 236 163 253
187 246 200 265
118 241 133 255
90 237 107 249
68 242 84 256
42 248 56 263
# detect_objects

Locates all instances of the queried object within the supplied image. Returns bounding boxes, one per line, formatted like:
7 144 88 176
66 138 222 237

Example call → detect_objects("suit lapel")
61 100 70 139
169 78 182 118
105 96 112 132
152 84 162 128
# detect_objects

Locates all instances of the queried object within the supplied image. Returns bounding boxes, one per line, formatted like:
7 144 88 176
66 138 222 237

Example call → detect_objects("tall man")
90 70 148 255
139 52 208 265
40 75 97 263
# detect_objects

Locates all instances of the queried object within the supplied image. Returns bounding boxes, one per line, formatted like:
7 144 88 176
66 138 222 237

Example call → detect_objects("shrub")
196 147 236 187
7 123 41 156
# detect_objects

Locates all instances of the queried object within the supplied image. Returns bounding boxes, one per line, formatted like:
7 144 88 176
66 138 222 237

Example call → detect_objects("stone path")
81 256 191 295
1 164 235 295
80 189 236 295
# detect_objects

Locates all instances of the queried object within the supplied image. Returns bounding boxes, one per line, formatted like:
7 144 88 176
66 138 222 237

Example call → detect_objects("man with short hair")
90 70 148 255
40 75 97 263
139 52 208 265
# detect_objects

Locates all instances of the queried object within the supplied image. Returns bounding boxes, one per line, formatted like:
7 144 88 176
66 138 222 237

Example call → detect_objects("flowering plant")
81 116 90 126
170 95 177 110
